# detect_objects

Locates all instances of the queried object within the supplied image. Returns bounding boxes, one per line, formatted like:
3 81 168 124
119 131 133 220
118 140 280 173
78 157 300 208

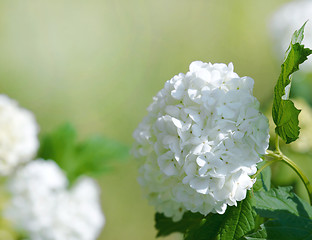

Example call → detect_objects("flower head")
0 94 39 175
133 61 269 221
4 159 105 240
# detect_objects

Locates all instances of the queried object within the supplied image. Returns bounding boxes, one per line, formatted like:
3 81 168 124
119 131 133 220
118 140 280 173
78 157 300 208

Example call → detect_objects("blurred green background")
0 0 310 239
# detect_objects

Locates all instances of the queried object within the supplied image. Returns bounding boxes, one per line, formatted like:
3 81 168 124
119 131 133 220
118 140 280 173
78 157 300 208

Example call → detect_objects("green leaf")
253 187 312 218
73 135 129 178
185 213 228 240
185 195 257 240
37 123 129 183
291 21 306 46
38 123 77 173
272 22 312 143
155 212 204 237
244 187 312 240
218 191 256 240
245 214 312 240
243 225 268 240
156 192 257 240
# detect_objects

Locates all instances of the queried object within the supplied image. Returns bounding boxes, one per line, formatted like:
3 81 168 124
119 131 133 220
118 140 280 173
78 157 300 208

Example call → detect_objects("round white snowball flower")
4 159 105 240
132 61 269 221
52 177 105 240
0 94 39 176
270 0 312 72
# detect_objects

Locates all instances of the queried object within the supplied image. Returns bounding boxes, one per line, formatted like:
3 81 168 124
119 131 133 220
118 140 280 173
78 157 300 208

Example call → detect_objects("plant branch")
252 157 279 179
275 135 281 154
267 142 312 205
281 154 312 205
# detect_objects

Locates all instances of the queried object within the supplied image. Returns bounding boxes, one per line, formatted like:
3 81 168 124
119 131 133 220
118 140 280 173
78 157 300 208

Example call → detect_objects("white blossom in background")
0 94 39 176
270 0 312 72
5 160 67 236
53 177 105 240
133 61 269 221
5 159 105 240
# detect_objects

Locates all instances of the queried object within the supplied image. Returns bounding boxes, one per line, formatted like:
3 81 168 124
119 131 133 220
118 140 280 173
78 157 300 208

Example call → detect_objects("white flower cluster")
270 0 312 72
133 61 269 221
5 159 105 240
0 94 39 175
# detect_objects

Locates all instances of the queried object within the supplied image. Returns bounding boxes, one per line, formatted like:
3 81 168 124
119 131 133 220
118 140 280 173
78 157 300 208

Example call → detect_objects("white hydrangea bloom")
52 177 105 240
0 94 39 175
133 61 269 221
270 0 312 72
5 159 105 240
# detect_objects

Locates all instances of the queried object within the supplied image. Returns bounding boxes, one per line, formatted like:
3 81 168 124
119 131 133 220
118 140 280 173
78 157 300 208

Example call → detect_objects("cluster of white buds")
133 61 269 221
5 160 105 240
0 94 39 176
0 94 105 239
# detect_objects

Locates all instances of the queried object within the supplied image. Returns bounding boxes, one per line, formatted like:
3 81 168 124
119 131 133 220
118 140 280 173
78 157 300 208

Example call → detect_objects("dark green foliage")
253 187 312 217
218 191 256 240
156 191 256 240
155 180 312 240
155 212 204 237
184 213 228 240
245 187 312 240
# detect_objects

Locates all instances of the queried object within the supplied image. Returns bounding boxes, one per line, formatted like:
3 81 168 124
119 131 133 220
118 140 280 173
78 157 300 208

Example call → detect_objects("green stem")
281 154 312 205
275 135 281 153
252 158 279 179
266 150 280 159
253 134 312 204
266 148 312 205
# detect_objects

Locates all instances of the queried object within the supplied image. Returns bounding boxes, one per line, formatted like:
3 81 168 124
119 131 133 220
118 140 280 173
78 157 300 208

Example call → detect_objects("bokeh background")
0 0 310 239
